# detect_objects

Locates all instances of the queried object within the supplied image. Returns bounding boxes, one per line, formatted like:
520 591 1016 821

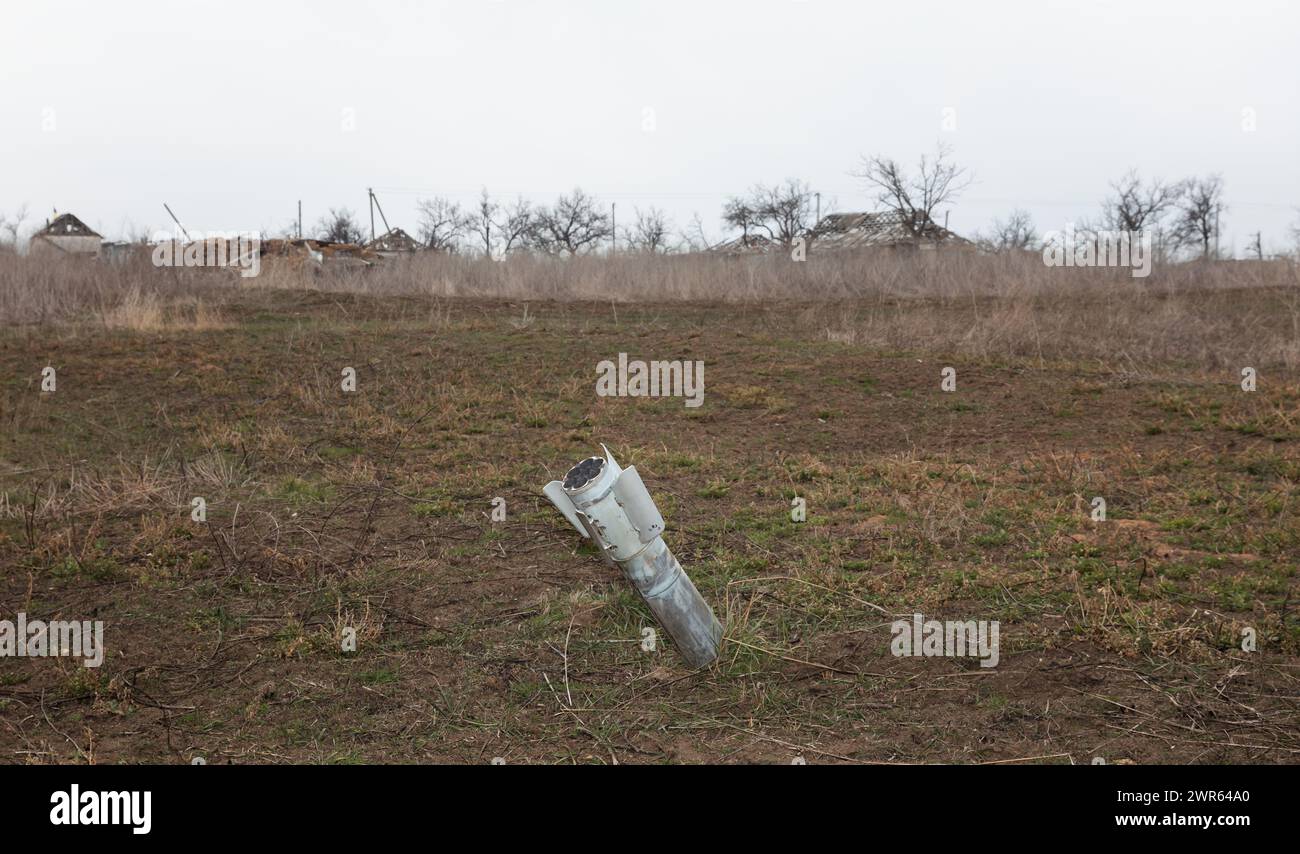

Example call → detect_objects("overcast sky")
3 0 1297 254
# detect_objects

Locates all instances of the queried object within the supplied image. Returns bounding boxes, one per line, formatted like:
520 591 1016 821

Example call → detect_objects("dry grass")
2 250 1298 371
1 293 1295 763
99 287 225 332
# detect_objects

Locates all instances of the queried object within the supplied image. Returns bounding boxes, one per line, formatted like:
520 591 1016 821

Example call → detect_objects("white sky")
2 0 1297 254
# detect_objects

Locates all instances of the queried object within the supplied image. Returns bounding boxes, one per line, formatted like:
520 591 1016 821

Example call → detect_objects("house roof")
365 227 422 253
707 233 780 255
809 211 966 250
36 212 101 239
709 211 969 256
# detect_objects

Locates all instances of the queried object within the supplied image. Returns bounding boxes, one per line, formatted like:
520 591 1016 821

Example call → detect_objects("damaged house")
708 233 781 256
257 238 379 272
809 211 968 252
711 210 968 256
364 227 423 258
29 212 102 258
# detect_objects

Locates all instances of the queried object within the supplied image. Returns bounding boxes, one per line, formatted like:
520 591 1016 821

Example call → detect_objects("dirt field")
2 288 1297 764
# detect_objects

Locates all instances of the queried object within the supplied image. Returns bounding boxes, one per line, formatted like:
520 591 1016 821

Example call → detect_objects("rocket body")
544 447 722 668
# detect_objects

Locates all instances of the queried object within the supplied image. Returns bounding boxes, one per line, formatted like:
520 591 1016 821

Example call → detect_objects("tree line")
366 144 1252 260
979 171 1231 259
0 148 1289 259
315 188 671 257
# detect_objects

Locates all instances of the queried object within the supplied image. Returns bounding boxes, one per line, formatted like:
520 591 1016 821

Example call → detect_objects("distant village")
12 157 1279 271
23 211 433 270
14 203 972 273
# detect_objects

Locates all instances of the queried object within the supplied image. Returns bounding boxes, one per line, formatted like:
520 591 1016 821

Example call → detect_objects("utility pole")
368 188 375 243
163 203 190 241
611 203 616 254
371 191 392 234
815 192 821 227
297 200 302 239
1214 209 1220 259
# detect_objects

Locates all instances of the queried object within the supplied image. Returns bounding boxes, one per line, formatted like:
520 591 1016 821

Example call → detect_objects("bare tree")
1170 175 1226 258
1102 169 1183 234
315 208 366 244
531 188 612 255
1248 231 1264 261
721 197 760 241
855 143 971 235
469 187 498 257
495 196 535 256
756 179 815 246
977 209 1038 252
679 212 714 252
0 204 29 249
722 180 815 247
416 197 472 251
622 206 675 253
